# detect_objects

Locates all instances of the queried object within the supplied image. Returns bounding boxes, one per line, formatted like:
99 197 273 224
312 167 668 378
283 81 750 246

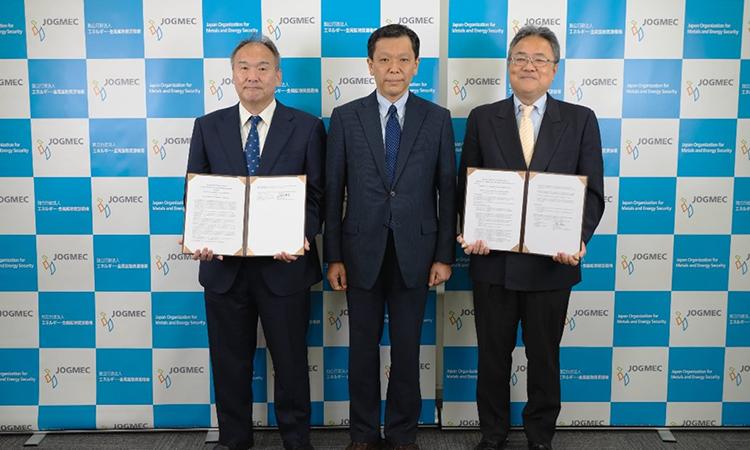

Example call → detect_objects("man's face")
367 36 419 102
232 43 281 109
508 35 558 103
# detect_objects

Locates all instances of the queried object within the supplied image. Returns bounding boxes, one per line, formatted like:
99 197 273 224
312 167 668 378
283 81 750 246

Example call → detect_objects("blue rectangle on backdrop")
323 347 349 401
617 177 676 234
202 0 261 58
739 60 750 118
276 58 322 117
0 349 38 405
96 348 152 405
683 0 742 59
153 404 210 428
733 177 750 234
610 402 666 426
84 0 144 58
576 234 616 291
727 292 750 347
93 235 150 292
410 58 439 104
29 60 88 118
559 347 612 402
39 292 95 348
151 292 208 348
448 0 507 58
321 0 379 57
598 119 621 177
0 119 32 176
613 291 671 347
622 60 682 118
0 0 26 58
672 235 730 291
90 119 147 177
34 177 93 234
39 405 96 430
667 347 725 401
0 235 37 291
307 291 323 346
566 0 626 58
146 59 204 118
148 177 185 234
443 346 478 402
678 119 736 177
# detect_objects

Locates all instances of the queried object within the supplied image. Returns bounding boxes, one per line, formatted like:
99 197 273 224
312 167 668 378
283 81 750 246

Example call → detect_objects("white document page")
523 172 586 256
246 175 306 256
462 168 526 251
183 174 246 256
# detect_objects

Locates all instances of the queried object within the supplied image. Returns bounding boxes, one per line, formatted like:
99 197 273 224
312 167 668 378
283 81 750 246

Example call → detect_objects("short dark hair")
367 24 420 60
230 35 280 67
508 25 560 63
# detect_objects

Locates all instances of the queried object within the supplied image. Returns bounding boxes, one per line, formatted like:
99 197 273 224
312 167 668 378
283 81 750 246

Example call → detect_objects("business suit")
457 95 604 445
325 91 456 445
187 101 325 450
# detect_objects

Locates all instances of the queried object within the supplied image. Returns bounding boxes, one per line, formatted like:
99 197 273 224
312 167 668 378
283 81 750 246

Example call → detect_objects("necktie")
519 104 534 167
244 115 262 175
385 104 401 185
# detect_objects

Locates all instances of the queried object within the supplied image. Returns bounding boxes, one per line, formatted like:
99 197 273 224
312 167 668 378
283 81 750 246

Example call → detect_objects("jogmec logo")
674 310 689 331
448 308 473 331
208 78 232 101
735 253 749 275
676 308 722 332
728 365 748 387
30 20 46 42
266 16 316 40
679 197 694 218
680 195 728 219
685 80 700 102
99 312 114 332
36 139 51 160
510 363 526 386
327 308 346 331
325 79 341 100
156 368 172 388
568 81 583 102
41 255 57 275
740 139 749 161
451 80 467 101
43 368 58 388
624 140 640 160
620 255 635 275
91 80 107 102
36 136 85 161
630 20 645 42
155 255 170 276
615 366 630 386
147 19 164 40
30 17 80 42
96 197 112 218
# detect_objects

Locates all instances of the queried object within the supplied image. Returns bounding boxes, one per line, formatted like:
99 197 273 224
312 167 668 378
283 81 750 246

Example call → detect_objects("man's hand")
274 238 310 263
552 241 586 266
456 234 490 255
178 237 223 261
428 262 452 287
327 262 347 291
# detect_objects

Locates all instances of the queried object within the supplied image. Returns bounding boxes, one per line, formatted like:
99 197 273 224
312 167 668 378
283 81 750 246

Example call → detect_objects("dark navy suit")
324 91 456 445
187 101 325 450
457 95 604 446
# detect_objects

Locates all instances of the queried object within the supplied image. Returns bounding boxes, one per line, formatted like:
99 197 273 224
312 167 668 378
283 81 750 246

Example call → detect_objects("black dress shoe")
474 439 506 450
527 443 551 450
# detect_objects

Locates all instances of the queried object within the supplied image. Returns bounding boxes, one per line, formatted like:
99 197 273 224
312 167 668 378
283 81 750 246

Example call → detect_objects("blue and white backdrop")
0 0 747 432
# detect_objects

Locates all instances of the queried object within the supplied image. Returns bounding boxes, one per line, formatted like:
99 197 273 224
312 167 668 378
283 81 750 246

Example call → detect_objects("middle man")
325 24 456 450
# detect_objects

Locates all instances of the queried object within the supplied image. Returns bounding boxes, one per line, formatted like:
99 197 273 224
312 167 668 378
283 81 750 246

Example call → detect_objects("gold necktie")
519 104 534 167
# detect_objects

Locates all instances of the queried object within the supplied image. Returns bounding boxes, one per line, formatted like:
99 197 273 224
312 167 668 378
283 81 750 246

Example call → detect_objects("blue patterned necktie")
244 115 262 175
385 104 400 185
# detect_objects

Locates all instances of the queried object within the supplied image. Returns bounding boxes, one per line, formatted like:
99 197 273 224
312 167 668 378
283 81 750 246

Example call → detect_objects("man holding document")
185 36 324 450
457 26 604 450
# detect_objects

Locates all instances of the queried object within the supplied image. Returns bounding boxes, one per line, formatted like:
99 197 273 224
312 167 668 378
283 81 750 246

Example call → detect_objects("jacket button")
390 191 396 197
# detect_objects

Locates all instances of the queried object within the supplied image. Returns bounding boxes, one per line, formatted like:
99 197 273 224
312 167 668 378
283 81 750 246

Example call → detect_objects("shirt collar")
376 89 409 119
513 94 547 117
239 99 277 127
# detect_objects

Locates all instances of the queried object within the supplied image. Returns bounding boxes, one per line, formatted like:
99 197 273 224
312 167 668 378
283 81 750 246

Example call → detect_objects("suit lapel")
356 91 389 190
392 93 427 186
530 95 566 172
217 104 247 175
258 101 294 175
491 97 527 170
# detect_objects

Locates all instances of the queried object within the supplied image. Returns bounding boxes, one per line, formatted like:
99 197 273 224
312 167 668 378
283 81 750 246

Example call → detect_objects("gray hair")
508 25 560 63
230 35 280 68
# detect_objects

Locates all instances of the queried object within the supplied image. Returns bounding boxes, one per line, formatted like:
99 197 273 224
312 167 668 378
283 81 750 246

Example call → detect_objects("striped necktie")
519 104 535 167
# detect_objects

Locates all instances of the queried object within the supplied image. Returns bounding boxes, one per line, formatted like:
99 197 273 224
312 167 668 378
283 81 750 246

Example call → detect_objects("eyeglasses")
509 54 557 68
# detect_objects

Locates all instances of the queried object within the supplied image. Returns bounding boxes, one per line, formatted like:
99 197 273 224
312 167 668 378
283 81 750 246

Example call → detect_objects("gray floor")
0 429 748 449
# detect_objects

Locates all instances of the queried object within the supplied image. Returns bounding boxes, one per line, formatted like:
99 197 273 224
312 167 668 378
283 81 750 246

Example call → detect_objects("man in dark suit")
457 26 605 450
325 24 456 450
186 36 324 450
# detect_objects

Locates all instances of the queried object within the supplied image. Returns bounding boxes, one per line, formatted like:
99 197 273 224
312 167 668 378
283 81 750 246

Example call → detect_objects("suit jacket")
457 95 604 291
324 91 456 290
186 101 325 296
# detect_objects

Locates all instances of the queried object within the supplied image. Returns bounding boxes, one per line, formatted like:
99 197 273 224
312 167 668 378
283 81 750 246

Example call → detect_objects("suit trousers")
205 258 311 450
346 231 428 446
472 282 570 445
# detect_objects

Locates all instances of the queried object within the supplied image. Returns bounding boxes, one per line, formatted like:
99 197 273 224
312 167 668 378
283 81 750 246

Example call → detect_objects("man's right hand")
327 262 347 290
456 234 490 255
177 238 223 261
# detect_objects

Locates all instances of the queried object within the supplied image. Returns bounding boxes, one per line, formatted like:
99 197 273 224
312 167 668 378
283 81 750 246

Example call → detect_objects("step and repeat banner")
442 0 750 428
0 0 440 432
0 0 747 433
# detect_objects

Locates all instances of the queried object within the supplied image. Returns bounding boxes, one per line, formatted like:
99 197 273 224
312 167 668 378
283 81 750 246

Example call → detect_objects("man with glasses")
457 26 604 450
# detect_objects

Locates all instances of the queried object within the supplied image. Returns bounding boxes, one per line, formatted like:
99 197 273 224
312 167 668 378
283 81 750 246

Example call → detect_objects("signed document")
183 173 306 257
462 168 586 256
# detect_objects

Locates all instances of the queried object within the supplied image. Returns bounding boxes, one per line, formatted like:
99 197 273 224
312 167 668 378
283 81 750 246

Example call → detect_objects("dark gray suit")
324 91 455 445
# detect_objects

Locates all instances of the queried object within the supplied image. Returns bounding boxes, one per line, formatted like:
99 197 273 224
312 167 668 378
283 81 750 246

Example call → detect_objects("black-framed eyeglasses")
509 54 557 68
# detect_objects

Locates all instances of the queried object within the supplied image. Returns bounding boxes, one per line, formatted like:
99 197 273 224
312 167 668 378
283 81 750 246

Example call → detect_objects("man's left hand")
274 238 310 263
428 262 452 287
552 241 586 266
